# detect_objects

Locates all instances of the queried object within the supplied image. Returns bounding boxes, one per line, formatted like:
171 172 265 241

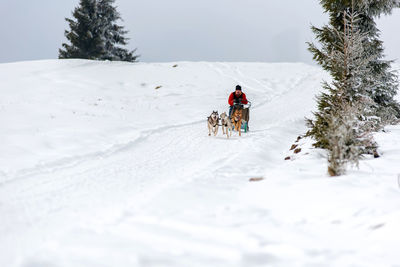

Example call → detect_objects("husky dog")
220 112 232 138
207 111 219 136
232 108 243 136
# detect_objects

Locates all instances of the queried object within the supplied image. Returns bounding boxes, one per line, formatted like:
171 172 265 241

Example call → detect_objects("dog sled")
207 101 251 138
232 101 251 133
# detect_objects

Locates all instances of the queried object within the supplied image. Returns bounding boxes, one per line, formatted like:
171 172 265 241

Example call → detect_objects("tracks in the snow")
0 120 204 188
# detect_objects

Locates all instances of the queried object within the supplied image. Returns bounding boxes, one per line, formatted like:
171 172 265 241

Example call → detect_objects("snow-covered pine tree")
59 0 138 62
307 0 400 149
321 0 400 121
96 0 138 62
308 6 377 175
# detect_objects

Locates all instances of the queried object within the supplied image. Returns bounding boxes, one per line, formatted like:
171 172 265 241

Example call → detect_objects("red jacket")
228 92 248 106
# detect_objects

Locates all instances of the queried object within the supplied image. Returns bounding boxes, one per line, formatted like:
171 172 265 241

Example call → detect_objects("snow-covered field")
1 59 399 267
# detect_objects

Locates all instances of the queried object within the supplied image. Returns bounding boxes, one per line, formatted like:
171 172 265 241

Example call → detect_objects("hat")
235 85 242 91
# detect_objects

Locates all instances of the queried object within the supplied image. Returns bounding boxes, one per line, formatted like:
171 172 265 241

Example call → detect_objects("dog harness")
221 118 228 127
208 116 219 127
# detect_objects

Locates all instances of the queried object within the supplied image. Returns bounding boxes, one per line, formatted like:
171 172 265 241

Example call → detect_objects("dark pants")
229 105 234 118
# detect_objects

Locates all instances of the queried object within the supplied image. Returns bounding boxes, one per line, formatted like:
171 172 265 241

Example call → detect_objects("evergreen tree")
308 6 377 175
59 0 103 60
308 0 400 146
59 0 138 62
324 0 400 119
96 0 138 61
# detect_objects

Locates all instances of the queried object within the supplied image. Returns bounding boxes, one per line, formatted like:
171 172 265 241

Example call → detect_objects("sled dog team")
207 109 244 138
208 84 249 138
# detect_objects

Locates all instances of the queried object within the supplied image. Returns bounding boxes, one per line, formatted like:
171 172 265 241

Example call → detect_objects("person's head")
235 85 242 96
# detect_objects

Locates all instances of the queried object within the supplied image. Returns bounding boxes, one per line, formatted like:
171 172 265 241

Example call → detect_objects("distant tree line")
307 0 400 176
59 0 138 62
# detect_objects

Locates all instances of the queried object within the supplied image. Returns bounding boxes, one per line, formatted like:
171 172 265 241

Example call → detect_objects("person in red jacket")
228 85 248 118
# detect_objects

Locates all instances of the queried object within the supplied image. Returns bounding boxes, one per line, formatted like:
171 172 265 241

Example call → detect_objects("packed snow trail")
1 60 399 267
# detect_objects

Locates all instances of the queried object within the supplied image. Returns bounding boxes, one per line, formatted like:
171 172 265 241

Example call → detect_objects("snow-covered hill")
0 60 399 267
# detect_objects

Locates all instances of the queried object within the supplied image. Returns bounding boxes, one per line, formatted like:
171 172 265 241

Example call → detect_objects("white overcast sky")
0 0 399 64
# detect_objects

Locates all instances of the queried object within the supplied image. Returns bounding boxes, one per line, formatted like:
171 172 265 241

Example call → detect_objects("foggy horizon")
0 0 399 64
